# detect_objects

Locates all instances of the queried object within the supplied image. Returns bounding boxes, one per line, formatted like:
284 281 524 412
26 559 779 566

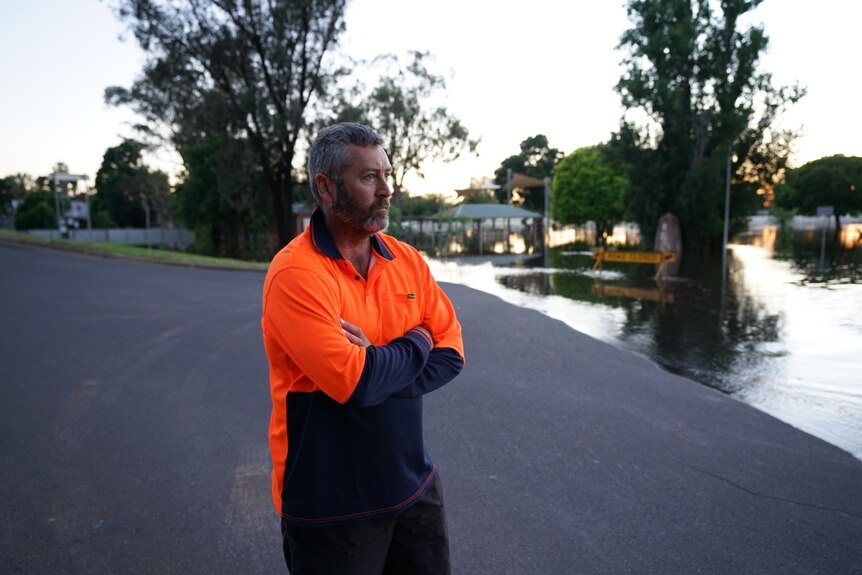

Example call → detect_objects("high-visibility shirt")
261 208 464 527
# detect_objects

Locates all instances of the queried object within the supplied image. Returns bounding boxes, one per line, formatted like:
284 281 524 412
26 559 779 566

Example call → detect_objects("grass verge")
0 229 269 272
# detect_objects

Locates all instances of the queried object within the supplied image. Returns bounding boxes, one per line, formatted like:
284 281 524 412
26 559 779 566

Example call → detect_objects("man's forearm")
347 328 433 407
393 347 464 398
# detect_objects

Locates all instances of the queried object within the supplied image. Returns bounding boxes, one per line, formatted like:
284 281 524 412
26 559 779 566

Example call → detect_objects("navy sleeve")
347 330 432 408
394 348 464 398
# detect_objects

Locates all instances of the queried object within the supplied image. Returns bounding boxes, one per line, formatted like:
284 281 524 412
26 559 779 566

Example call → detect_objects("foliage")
462 192 497 205
1 174 33 217
0 229 268 271
775 155 862 229
327 51 479 203
613 0 804 250
493 135 563 211
91 211 118 229
172 132 271 259
552 146 627 246
106 0 348 250
14 190 56 230
94 140 170 228
397 193 449 218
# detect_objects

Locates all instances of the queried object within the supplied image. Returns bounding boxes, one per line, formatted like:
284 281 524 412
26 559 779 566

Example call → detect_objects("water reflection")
427 228 862 460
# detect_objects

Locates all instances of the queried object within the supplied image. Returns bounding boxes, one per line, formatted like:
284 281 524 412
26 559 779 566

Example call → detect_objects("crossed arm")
341 318 431 349
340 318 463 406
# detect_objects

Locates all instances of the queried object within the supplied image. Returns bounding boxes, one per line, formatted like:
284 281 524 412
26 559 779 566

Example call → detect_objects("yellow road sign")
591 250 678 279
592 251 676 264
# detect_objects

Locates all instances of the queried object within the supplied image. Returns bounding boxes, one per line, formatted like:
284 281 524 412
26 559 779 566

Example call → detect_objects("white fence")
28 228 194 250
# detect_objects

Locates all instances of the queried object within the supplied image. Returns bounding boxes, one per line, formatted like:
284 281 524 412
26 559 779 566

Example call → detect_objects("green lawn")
0 230 269 272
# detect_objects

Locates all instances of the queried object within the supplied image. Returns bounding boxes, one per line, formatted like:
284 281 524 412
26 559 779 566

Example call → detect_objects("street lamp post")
721 147 733 282
49 172 90 236
543 176 551 268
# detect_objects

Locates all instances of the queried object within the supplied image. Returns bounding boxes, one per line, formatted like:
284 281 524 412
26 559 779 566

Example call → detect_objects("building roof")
436 204 543 220
509 173 547 188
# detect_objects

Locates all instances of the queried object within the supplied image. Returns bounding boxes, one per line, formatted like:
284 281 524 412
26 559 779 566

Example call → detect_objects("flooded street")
427 224 862 460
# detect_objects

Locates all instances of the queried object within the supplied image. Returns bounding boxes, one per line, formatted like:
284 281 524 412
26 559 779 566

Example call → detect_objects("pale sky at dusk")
1 0 860 197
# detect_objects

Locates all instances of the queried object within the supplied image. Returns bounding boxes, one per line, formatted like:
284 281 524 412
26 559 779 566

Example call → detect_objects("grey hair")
307 123 385 203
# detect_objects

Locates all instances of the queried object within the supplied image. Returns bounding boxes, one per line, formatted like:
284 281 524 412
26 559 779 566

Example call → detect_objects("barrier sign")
593 251 676 264
592 250 678 278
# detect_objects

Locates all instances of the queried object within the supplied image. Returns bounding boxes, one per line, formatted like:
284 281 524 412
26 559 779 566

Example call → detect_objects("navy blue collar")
309 206 395 261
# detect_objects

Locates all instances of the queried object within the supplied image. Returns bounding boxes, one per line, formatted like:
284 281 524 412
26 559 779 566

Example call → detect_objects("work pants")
281 474 450 575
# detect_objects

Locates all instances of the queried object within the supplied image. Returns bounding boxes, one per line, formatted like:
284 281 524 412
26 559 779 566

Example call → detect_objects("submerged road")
1 241 861 574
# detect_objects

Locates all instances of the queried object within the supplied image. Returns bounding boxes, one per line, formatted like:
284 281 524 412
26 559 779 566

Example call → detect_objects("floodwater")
427 223 862 460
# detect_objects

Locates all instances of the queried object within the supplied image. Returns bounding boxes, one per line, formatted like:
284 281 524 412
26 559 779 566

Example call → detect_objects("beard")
332 183 390 235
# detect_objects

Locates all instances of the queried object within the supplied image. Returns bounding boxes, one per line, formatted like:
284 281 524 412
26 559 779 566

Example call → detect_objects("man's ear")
315 174 336 206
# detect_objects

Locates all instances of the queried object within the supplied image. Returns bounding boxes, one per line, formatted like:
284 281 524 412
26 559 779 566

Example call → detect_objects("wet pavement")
2 241 861 574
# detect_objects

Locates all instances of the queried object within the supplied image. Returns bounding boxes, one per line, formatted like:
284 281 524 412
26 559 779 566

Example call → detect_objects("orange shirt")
261 209 464 524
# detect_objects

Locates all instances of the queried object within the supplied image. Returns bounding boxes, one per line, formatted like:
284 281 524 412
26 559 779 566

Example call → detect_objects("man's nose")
377 177 392 197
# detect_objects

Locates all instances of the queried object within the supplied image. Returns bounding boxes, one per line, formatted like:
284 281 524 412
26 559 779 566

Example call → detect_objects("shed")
436 203 544 255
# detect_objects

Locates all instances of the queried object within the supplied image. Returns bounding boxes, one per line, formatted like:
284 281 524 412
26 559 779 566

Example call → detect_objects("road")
2 241 861 574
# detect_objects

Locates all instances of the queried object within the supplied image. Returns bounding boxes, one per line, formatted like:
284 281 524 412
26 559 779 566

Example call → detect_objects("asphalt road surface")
2 241 861 574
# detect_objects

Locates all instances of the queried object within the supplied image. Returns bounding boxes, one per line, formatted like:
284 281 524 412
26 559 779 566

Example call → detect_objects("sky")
1 0 860 198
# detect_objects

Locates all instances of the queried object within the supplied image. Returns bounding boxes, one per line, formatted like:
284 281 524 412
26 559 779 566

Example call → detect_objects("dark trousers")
281 474 450 575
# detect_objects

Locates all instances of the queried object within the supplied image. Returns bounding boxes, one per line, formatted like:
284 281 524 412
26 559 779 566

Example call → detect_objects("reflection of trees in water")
615 256 783 395
495 250 784 397
497 252 617 303
773 229 862 284
497 273 553 297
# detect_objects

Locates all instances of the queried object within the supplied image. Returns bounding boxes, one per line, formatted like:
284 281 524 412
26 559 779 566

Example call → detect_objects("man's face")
332 144 393 236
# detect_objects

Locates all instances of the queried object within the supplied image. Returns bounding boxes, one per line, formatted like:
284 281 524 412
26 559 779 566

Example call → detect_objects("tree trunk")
595 223 607 248
267 168 295 251
392 182 403 207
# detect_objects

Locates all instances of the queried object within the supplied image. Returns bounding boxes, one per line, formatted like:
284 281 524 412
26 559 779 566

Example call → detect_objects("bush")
91 211 117 228
15 199 56 230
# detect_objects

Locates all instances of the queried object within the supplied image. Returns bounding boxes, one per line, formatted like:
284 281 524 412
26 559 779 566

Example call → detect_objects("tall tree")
106 0 347 248
614 0 804 250
493 135 563 211
94 140 170 228
328 51 479 205
552 145 627 246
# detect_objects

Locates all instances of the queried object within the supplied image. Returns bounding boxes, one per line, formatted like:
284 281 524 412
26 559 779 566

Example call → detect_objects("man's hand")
340 318 371 348
341 319 433 349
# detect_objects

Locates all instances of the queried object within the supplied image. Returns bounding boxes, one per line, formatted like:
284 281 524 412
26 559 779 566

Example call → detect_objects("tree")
775 155 862 233
1 174 32 219
462 192 497 205
385 193 449 244
552 145 627 246
8 175 69 230
614 0 804 250
329 51 479 205
493 135 563 211
173 131 271 259
14 190 56 230
106 0 348 249
94 140 170 228
397 193 449 219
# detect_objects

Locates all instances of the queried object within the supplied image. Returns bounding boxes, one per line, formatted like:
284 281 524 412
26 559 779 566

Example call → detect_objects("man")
261 122 465 574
